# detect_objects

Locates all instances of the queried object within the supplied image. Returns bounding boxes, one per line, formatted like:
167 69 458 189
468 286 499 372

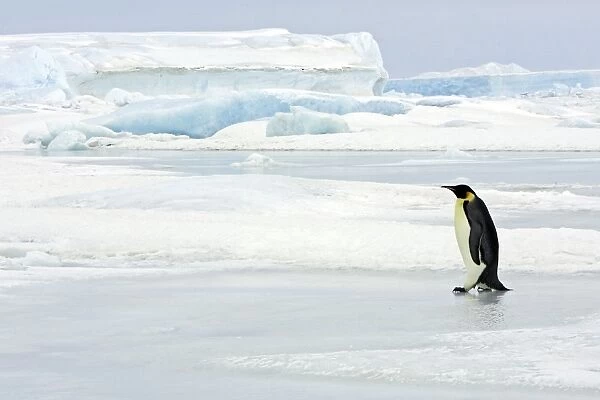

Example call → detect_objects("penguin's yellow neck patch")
465 192 475 201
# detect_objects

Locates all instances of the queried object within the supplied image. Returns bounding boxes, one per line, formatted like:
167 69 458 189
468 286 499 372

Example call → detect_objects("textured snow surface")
1 155 599 275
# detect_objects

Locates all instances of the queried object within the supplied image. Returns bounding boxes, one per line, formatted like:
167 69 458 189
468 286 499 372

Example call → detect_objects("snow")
266 106 350 136
0 31 388 97
89 90 410 138
1 154 599 275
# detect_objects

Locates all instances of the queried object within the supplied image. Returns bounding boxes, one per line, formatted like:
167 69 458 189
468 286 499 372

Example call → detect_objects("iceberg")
23 121 126 149
0 46 70 104
90 90 410 138
386 65 600 97
414 62 530 79
0 30 388 97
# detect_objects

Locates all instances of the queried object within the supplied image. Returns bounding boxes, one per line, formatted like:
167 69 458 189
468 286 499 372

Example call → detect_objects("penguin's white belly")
454 200 485 289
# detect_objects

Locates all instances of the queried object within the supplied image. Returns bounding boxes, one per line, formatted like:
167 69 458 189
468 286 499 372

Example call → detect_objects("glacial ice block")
90 90 410 138
0 30 389 97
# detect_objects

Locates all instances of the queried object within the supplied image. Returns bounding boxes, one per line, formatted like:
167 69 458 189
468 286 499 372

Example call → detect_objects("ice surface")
387 69 600 97
1 269 600 399
90 90 410 138
266 106 350 136
0 152 599 399
217 312 600 389
0 31 388 97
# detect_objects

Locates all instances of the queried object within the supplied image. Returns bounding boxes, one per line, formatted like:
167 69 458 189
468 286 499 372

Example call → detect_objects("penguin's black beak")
441 185 456 192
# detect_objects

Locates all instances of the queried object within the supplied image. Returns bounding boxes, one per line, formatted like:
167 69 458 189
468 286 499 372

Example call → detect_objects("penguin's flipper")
467 221 483 266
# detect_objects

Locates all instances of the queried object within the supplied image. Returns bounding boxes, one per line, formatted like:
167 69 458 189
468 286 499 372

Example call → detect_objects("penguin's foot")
477 287 492 292
453 286 467 293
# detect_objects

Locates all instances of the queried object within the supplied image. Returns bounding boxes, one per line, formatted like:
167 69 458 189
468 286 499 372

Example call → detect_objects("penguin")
442 184 510 293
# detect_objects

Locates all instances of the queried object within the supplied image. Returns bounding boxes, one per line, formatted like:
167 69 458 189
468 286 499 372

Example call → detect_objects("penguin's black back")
464 196 510 291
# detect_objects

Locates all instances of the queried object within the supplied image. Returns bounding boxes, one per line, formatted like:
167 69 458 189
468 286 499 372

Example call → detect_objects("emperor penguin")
442 184 510 293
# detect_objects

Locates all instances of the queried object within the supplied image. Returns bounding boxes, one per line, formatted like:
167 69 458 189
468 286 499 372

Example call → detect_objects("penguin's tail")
479 266 511 291
483 276 511 291
491 281 512 291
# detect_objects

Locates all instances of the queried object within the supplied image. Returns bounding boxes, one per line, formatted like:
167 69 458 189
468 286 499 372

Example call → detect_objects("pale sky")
1 0 598 77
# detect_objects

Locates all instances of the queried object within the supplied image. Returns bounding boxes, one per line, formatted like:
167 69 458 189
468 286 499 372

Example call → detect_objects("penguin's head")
442 184 476 200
